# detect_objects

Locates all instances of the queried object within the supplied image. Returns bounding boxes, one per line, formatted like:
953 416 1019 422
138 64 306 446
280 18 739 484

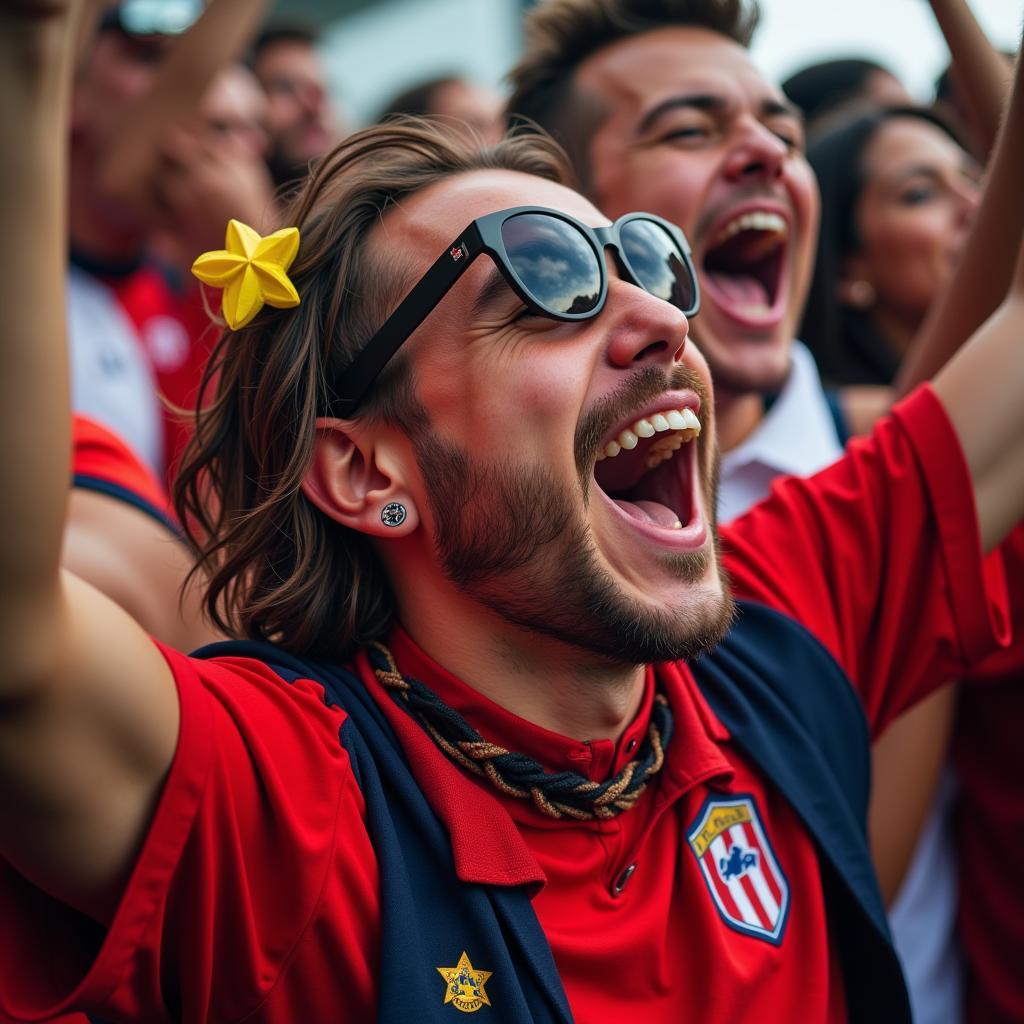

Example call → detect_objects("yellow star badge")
436 951 493 1013
191 219 301 329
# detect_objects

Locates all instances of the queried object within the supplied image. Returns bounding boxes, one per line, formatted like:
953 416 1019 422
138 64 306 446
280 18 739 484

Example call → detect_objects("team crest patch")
687 794 790 944
437 951 493 1013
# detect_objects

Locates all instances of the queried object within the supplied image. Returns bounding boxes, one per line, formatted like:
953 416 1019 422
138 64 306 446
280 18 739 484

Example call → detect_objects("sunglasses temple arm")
326 227 482 417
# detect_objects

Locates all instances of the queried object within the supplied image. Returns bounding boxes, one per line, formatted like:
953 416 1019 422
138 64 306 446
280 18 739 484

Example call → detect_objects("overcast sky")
753 0 1022 99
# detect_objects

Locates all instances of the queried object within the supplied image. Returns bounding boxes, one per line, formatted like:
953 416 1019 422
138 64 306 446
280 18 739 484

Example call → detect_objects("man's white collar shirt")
718 341 843 523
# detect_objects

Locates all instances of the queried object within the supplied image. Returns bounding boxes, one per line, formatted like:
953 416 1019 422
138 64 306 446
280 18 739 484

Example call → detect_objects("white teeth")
711 209 789 248
599 407 702 468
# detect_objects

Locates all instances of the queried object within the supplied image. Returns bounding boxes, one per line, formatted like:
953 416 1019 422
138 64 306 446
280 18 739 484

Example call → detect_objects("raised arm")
928 0 1011 158
896 36 1024 395
929 32 1024 553
0 0 179 922
932 205 1024 552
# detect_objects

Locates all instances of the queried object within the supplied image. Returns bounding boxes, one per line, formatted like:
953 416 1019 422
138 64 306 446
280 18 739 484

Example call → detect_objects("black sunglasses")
326 206 700 417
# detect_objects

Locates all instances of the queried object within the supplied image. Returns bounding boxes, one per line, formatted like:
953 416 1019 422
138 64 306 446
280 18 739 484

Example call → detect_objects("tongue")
704 269 770 306
614 498 681 529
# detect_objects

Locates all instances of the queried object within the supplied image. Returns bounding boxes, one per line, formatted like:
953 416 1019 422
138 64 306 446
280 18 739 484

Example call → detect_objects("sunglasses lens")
500 213 602 316
620 219 697 314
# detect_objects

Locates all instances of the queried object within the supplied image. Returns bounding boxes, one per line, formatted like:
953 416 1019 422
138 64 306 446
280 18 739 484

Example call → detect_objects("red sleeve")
71 414 176 531
0 647 379 1023
720 385 1010 736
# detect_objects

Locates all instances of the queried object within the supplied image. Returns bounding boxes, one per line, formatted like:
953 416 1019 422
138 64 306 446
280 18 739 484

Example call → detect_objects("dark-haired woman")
802 105 980 393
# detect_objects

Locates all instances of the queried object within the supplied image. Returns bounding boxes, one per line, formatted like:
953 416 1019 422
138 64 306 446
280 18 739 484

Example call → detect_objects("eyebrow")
636 93 803 136
893 163 943 180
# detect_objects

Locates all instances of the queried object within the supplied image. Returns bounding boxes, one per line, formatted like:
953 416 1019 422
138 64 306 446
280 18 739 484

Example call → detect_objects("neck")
867 306 921 361
388 557 646 743
68 150 145 265
713 387 765 453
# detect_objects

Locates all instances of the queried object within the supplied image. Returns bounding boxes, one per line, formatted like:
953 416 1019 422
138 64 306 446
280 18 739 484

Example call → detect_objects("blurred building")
272 0 525 129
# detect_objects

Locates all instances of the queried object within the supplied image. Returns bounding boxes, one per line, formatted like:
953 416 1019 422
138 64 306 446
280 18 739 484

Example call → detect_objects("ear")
301 418 420 538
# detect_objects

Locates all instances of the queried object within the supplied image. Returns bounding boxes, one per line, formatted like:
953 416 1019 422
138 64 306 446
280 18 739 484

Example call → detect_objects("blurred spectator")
67 0 271 481
782 58 912 135
67 2 204 475
379 75 505 145
202 62 271 161
250 22 344 188
147 63 276 479
801 106 979 388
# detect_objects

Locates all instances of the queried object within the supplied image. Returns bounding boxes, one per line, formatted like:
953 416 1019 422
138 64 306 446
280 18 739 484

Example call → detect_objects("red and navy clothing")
72 250 219 485
104 263 219 483
71 413 177 534
0 387 1009 1023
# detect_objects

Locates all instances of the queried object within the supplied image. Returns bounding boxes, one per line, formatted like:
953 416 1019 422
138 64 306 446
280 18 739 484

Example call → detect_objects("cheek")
862 208 951 283
96 61 155 108
602 152 708 232
789 165 820 255
266 97 298 130
413 334 587 460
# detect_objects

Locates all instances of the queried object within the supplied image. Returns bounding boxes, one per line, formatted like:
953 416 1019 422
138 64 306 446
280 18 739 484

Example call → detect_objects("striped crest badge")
687 794 790 945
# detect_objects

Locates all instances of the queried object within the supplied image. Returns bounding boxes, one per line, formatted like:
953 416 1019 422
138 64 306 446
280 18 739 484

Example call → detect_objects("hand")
150 123 278 268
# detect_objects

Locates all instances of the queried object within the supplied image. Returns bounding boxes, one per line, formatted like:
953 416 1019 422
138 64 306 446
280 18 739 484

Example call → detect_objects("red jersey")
104 263 219 484
71 413 175 530
0 387 1009 1023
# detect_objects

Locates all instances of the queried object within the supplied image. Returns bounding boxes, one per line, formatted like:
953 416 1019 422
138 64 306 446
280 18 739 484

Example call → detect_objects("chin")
696 326 795 397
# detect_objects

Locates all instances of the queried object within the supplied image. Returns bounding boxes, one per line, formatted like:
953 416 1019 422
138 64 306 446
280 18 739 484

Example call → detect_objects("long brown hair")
175 118 573 658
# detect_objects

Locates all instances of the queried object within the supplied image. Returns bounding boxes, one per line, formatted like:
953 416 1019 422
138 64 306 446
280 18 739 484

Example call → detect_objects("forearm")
929 0 1011 158
896 43 1024 396
0 3 183 917
0 9 77 673
932 287 1024 553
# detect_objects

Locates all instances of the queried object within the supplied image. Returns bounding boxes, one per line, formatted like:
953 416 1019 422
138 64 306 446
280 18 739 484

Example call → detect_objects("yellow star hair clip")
192 219 301 329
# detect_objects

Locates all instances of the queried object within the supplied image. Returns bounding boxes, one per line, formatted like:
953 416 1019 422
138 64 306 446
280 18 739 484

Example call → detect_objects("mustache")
574 365 710 479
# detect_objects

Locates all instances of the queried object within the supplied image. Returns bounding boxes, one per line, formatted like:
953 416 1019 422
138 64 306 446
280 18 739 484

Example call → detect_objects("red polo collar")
354 628 734 891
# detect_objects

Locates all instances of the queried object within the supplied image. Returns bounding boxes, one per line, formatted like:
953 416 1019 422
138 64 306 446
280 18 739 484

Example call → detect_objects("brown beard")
412 366 734 667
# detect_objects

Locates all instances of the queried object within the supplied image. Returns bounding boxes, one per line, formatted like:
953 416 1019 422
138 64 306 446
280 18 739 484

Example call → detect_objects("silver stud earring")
381 502 407 528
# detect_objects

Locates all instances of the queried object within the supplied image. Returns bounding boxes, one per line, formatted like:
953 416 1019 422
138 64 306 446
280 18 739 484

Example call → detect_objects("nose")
723 118 788 184
955 177 981 226
603 276 689 370
298 81 325 115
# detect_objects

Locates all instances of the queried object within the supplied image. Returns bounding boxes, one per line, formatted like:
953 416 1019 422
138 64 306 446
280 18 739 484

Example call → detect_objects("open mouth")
701 209 789 326
592 405 702 534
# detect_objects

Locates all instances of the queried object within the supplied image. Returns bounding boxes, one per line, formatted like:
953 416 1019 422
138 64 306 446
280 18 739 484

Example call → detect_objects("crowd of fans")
0 0 1022 1021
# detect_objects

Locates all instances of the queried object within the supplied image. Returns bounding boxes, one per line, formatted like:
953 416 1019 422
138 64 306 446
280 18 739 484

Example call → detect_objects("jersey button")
626 738 638 754
612 862 637 896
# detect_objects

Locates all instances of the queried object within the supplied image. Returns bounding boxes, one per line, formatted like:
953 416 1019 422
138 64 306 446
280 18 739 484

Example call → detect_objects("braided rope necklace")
369 641 674 821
